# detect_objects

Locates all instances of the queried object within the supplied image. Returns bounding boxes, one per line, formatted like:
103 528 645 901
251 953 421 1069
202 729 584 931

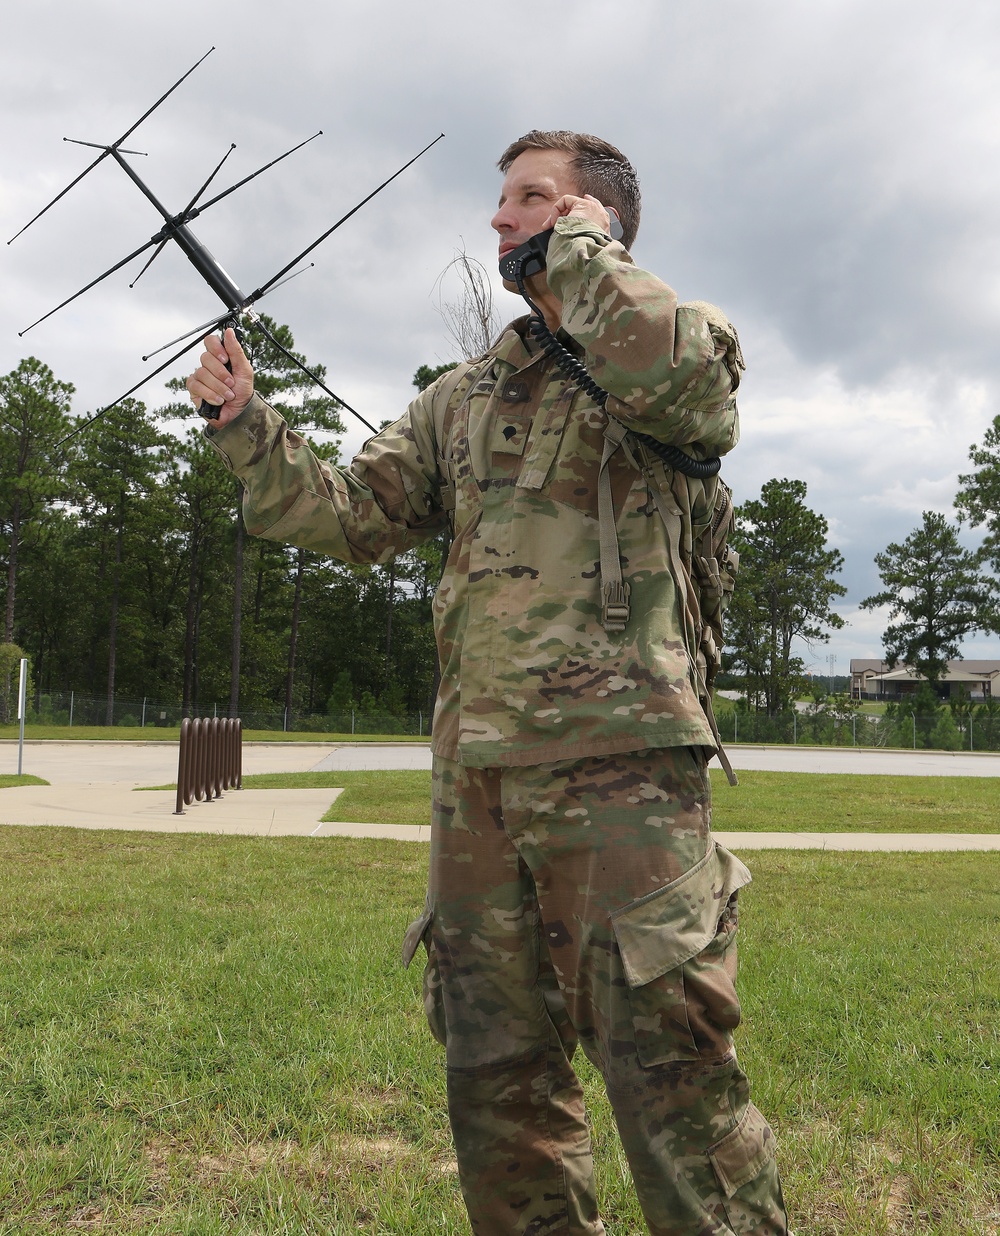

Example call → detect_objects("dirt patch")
141 1130 420 1189
28 1135 446 1232
780 1120 1000 1235
65 1205 104 1230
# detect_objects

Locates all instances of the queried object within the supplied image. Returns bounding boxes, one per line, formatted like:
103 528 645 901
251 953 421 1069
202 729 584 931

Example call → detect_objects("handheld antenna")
10 50 444 435
129 142 237 289
8 47 216 246
249 132 445 301
16 127 324 337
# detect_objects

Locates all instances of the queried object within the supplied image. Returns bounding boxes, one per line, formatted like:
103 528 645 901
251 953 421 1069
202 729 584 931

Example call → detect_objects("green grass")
315 772 429 827
0 828 996 1233
0 725 431 744
0 775 49 789
139 772 431 828
712 769 1000 833
141 769 1000 834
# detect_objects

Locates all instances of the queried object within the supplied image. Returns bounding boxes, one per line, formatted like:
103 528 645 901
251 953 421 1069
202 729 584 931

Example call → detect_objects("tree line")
723 432 1000 717
0 320 445 729
2 317 999 731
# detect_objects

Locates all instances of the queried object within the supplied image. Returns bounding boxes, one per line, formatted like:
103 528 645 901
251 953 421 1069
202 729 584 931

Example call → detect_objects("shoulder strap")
597 419 633 631
430 357 492 514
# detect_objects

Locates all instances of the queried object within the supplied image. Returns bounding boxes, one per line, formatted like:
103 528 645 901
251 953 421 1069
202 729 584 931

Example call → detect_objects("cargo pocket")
402 902 447 1046
710 1096 781 1231
610 844 751 1066
709 1099 777 1196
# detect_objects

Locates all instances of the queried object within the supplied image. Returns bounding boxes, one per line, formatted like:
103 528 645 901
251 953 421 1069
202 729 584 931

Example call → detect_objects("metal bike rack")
175 717 242 815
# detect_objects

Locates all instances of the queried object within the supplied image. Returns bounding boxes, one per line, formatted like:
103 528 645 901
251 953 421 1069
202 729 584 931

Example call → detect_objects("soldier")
188 130 789 1236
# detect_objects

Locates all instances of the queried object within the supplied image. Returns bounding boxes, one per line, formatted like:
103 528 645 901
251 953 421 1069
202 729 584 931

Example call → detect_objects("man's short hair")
497 130 641 250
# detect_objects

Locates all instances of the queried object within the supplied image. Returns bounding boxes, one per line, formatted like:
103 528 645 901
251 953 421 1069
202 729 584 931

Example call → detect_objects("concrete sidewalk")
1 741 997 850
0 783 345 836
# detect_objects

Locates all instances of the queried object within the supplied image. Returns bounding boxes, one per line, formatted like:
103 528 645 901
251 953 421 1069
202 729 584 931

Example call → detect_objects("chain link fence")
716 707 1000 752
20 690 1000 751
24 692 433 736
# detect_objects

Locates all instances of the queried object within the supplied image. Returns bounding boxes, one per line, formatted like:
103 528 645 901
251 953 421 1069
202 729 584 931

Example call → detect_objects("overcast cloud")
3 0 999 674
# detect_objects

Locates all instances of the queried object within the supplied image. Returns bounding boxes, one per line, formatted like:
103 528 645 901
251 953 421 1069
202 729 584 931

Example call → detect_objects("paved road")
8 740 998 780
723 745 1000 778
0 741 997 847
311 744 432 772
312 743 1000 778
1 740 341 786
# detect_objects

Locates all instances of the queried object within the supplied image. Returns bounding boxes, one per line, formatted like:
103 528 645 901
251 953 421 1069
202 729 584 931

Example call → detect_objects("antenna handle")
198 315 244 421
171 224 245 307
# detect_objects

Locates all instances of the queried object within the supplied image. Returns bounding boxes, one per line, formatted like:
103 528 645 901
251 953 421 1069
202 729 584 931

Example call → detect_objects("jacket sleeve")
544 216 743 454
205 384 451 565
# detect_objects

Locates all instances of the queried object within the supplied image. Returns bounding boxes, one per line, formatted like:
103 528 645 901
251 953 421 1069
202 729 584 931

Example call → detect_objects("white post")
69 690 74 727
419 710 423 737
17 658 27 776
734 712 738 744
793 712 797 744
141 697 147 728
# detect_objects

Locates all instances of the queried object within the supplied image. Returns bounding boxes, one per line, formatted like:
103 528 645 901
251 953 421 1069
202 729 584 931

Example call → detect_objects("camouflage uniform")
208 216 788 1235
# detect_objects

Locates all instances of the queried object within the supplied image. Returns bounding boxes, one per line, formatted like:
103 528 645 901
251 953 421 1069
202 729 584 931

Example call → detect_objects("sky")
2 0 999 675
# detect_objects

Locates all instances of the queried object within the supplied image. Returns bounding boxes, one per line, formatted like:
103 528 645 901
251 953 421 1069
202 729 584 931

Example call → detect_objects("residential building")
850 659 1000 701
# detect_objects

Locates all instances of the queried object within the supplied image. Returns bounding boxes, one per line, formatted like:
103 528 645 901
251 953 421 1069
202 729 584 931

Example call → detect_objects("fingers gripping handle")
197 371 227 421
198 316 242 421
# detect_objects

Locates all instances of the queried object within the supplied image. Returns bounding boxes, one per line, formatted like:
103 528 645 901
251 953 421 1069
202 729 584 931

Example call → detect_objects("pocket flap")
708 1102 777 1198
610 844 751 987
401 905 433 968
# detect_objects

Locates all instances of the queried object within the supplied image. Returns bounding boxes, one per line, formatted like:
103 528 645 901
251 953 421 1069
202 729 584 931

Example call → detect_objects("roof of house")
851 658 1000 680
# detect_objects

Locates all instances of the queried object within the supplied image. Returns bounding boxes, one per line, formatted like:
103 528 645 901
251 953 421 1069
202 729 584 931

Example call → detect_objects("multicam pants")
402 748 788 1236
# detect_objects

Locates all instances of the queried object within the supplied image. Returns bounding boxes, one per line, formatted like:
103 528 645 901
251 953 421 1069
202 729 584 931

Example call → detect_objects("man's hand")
542 194 614 237
186 327 255 426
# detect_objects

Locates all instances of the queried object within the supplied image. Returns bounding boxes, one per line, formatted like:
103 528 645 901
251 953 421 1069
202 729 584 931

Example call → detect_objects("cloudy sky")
3 0 999 674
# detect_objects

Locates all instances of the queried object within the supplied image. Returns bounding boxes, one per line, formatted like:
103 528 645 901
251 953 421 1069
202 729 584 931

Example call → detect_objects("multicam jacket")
207 216 743 768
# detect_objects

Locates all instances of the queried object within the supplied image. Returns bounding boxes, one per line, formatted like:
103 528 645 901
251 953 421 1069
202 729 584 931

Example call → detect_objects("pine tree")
726 478 846 715
860 511 993 687
0 358 74 643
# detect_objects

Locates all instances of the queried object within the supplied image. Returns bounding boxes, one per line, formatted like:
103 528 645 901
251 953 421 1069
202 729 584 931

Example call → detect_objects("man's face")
491 148 580 260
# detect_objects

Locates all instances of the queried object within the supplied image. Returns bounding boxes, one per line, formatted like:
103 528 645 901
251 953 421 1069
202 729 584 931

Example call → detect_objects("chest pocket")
517 376 578 491
439 359 580 517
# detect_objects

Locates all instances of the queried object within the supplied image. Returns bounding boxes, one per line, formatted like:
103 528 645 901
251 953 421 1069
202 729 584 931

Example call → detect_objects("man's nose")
491 203 515 234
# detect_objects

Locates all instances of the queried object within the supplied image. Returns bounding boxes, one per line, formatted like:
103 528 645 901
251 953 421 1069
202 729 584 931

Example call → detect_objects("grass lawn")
0 827 996 1234
200 769 1000 834
710 769 1000 833
138 772 431 828
0 775 48 789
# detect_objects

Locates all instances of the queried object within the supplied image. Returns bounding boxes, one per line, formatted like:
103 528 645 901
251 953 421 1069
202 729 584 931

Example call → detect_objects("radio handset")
498 209 624 283
499 207 721 480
